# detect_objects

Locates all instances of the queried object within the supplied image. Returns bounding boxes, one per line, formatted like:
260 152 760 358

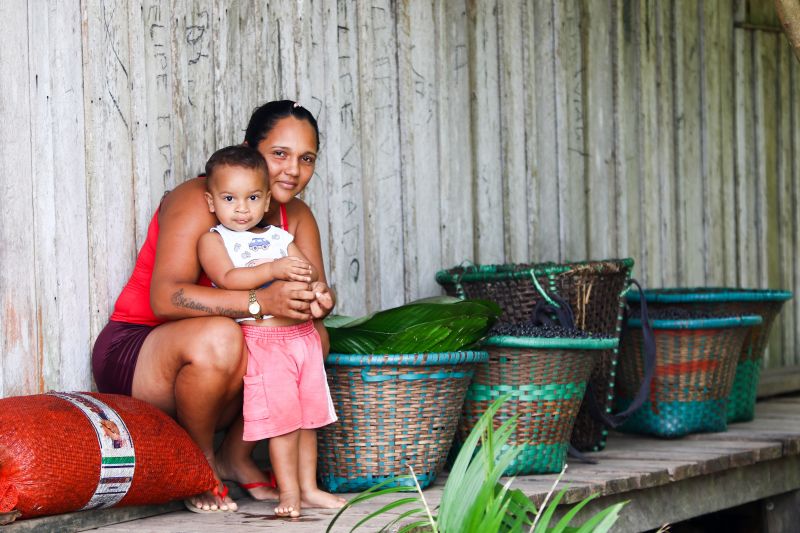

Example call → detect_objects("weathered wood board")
2 0 799 395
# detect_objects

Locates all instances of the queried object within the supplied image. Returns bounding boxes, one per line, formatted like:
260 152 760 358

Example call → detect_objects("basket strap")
529 269 559 307
530 293 575 328
585 278 656 428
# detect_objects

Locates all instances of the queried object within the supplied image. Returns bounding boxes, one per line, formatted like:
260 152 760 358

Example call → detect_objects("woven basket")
317 351 487 492
617 315 762 438
457 336 616 475
436 259 633 451
627 288 792 422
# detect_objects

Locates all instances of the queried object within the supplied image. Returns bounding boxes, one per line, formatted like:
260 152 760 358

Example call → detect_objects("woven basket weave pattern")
318 352 481 492
637 299 784 422
617 326 750 437
437 260 631 451
458 346 595 474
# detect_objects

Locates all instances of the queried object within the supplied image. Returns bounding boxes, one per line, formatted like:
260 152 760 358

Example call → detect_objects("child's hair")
244 100 320 150
205 145 269 189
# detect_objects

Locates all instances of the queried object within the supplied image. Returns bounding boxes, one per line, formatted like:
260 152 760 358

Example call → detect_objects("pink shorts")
241 321 337 441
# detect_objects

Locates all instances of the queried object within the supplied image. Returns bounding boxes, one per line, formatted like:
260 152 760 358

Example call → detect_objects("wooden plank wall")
1 0 798 395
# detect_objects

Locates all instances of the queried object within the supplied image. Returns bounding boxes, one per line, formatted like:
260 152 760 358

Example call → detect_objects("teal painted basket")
456 336 617 475
317 351 487 493
617 316 762 438
627 288 792 422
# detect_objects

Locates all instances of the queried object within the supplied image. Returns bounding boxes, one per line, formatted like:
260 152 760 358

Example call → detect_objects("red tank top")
110 204 289 326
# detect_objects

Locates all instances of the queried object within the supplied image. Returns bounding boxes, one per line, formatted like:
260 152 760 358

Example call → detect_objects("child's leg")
298 429 347 508
269 430 301 517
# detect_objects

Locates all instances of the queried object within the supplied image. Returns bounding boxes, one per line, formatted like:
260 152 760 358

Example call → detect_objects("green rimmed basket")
317 351 487 492
456 336 617 475
435 259 634 451
617 315 762 438
627 288 792 422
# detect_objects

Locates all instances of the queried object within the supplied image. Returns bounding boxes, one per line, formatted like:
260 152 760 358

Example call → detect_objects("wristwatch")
248 289 262 319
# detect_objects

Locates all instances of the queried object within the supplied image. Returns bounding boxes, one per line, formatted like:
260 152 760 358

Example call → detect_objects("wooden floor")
7 394 800 533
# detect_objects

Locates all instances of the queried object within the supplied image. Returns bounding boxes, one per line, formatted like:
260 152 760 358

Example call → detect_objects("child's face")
205 165 270 231
256 116 318 205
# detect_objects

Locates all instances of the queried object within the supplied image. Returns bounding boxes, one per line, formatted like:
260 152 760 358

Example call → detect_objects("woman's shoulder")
159 176 215 228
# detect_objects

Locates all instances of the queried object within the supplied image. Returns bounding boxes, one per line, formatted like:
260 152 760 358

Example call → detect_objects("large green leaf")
325 297 501 354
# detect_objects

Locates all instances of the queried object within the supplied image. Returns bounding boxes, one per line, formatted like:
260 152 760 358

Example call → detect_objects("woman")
92 101 332 512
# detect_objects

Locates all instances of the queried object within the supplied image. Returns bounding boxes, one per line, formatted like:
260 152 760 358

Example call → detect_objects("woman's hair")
205 145 268 189
244 100 320 150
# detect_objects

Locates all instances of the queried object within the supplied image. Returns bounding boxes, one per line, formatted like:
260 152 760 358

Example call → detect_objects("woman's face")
256 116 318 205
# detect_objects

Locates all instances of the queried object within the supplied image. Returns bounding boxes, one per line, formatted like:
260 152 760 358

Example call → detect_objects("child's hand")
268 256 314 282
310 281 334 318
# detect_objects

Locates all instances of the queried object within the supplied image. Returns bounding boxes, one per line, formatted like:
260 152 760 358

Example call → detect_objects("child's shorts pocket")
242 374 269 421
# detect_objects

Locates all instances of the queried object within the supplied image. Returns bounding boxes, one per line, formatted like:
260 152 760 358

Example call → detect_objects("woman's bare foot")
184 483 237 513
216 451 279 501
301 488 347 509
275 490 301 518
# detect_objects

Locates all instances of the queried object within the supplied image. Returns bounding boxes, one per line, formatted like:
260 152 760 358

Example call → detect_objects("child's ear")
204 191 215 213
264 192 271 213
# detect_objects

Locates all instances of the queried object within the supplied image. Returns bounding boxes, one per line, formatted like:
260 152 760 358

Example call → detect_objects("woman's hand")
256 281 316 320
309 281 334 319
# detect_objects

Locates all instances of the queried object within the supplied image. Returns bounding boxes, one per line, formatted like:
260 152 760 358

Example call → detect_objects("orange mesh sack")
0 392 216 519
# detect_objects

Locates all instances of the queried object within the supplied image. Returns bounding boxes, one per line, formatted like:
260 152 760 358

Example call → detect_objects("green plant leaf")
550 493 599 532
571 501 628 533
325 297 500 354
351 497 422 531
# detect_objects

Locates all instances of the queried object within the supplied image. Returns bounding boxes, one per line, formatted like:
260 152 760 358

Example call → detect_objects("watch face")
248 302 260 315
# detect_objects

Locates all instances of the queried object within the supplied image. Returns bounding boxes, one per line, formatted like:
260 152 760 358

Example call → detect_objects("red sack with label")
0 392 215 519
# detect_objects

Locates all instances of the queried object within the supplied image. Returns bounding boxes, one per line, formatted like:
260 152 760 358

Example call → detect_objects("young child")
197 145 340 517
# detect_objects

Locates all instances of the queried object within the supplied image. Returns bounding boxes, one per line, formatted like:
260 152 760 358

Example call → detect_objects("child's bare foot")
275 490 301 518
302 488 347 509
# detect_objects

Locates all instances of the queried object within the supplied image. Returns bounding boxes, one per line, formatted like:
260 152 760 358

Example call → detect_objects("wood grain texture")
583 0 616 262
469 0 504 264
29 1 91 391
397 0 443 298
498 1 528 263
675 0 705 286
326 0 367 316
437 0 474 269
357 0 404 310
1 2 37 397
6 0 800 395
82 0 137 346
532 1 561 262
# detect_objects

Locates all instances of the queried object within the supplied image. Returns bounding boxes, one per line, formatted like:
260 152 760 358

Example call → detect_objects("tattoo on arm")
170 289 247 318
170 288 212 313
215 306 247 318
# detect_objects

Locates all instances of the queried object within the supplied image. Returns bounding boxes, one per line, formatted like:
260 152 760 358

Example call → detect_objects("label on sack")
49 392 135 510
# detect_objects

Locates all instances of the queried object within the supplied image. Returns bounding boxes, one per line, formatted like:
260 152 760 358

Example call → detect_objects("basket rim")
627 315 763 329
481 335 619 350
325 350 488 366
434 258 635 283
627 287 793 303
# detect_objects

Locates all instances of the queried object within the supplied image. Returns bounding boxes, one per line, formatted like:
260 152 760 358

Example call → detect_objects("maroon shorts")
92 320 155 396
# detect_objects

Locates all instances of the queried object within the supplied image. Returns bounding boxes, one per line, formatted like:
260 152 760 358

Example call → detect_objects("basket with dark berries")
627 288 792 422
436 259 633 451
454 322 617 475
617 308 762 438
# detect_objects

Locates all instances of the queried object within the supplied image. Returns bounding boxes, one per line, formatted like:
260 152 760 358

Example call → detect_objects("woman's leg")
131 316 247 511
297 429 347 508
215 415 279 500
269 430 301 517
